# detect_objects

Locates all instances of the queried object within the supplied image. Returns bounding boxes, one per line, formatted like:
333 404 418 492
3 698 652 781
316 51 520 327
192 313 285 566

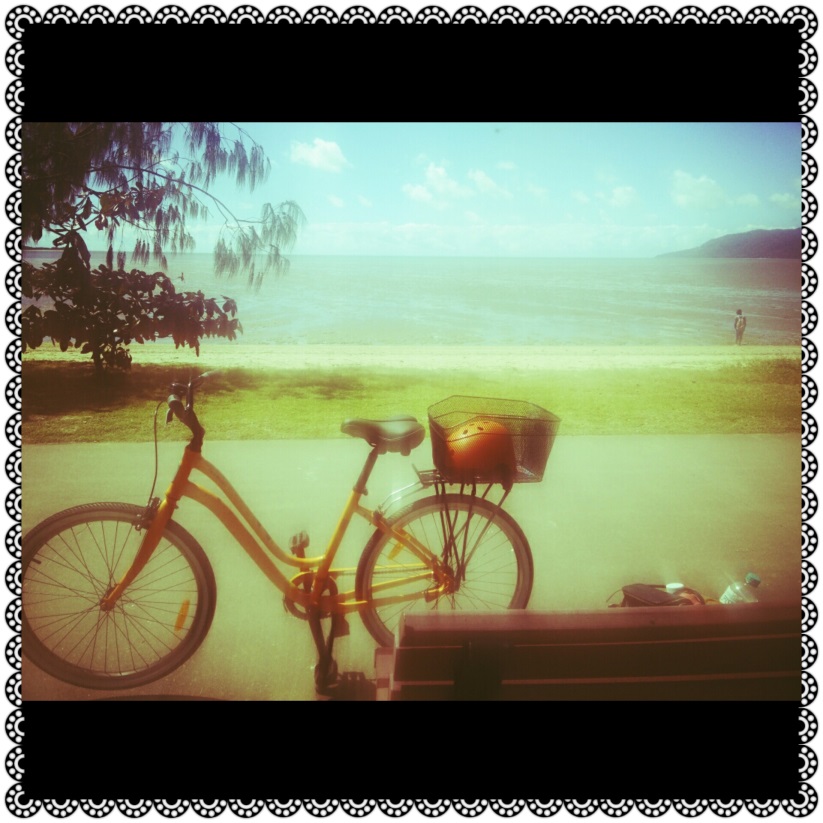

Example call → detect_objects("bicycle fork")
99 447 197 612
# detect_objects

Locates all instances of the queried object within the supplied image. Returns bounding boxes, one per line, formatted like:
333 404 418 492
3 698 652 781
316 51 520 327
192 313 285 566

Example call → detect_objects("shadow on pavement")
94 670 378 701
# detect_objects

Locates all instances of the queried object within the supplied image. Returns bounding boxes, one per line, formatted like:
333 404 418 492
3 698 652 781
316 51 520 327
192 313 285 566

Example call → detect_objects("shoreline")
22 343 801 372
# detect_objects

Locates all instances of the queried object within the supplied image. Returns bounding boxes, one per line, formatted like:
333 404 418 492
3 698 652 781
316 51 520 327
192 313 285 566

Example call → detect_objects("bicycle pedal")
289 530 309 558
314 656 339 695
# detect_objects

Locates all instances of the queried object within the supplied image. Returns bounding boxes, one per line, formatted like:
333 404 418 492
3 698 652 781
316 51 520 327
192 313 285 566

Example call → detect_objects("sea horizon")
22 250 802 348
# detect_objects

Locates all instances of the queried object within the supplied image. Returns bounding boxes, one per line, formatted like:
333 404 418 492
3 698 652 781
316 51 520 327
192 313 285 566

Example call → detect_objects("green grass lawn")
22 358 802 444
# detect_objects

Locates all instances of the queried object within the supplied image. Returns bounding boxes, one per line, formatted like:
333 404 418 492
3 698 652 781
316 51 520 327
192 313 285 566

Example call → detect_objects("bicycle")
21 373 560 694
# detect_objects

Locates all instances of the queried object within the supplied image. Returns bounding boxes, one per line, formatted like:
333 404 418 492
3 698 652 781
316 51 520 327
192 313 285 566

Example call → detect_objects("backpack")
617 583 706 607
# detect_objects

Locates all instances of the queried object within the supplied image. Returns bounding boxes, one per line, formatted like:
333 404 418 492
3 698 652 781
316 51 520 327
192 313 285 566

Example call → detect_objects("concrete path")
22 433 801 701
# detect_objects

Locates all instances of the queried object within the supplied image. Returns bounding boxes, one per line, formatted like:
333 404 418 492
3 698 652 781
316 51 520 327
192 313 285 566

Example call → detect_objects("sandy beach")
22 343 801 372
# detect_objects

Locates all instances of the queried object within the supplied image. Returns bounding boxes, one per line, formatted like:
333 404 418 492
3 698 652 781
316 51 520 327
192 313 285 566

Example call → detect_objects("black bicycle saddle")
341 415 426 455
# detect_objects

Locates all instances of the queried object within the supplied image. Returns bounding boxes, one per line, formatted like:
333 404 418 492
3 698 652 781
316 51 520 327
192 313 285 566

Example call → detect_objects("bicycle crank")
283 570 315 620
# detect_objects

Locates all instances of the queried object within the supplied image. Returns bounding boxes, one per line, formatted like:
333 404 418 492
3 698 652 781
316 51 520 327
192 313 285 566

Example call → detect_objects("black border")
7 3 817 817
19 21 800 123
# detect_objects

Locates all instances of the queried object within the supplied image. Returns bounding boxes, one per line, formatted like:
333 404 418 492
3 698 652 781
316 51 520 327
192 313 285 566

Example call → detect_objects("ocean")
22 252 802 348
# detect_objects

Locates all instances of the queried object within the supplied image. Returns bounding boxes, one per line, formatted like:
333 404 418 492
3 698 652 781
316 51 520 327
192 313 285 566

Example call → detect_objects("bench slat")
398 604 801 646
390 673 799 701
378 604 802 701
393 635 799 680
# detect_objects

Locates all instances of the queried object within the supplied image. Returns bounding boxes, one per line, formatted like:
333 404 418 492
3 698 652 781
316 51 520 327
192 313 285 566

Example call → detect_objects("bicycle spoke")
71 522 115 590
60 610 108 669
33 604 99 650
22 566 100 608
112 608 172 671
110 519 138 580
361 494 532 646
23 505 214 687
43 532 105 598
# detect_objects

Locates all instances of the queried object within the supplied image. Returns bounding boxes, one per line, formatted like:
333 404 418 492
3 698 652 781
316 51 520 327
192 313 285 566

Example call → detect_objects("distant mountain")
657 228 801 259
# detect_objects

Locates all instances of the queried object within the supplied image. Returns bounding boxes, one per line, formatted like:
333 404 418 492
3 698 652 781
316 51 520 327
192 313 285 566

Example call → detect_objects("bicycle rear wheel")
22 502 216 690
356 494 533 647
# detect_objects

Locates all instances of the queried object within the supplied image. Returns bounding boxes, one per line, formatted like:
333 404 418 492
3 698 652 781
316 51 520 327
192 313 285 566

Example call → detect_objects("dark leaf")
18 122 290 371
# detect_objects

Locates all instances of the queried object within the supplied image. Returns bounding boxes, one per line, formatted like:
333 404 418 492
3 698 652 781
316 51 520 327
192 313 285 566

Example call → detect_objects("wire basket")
428 396 560 488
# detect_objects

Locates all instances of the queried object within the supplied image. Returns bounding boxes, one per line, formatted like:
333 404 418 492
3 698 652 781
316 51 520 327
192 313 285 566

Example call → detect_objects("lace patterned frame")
1 3 817 819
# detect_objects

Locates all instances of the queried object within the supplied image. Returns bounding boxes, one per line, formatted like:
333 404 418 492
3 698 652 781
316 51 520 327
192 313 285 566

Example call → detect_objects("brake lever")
190 370 219 389
187 370 220 408
166 371 217 424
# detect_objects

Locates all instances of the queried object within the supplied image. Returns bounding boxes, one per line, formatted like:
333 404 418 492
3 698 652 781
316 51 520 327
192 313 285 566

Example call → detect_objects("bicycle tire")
356 494 534 647
22 502 216 690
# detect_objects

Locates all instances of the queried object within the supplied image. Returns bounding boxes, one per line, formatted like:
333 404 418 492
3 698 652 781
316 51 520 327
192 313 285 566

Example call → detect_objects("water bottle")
720 572 761 604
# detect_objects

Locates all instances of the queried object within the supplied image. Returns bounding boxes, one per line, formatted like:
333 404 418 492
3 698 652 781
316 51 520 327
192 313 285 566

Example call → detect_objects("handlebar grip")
166 393 205 450
167 395 186 423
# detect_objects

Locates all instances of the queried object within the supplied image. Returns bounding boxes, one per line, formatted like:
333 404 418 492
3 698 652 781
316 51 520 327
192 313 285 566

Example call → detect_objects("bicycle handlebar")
165 371 216 451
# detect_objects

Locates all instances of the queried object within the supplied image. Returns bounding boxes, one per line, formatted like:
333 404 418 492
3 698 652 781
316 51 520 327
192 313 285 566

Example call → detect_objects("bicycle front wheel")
356 494 534 647
22 502 216 690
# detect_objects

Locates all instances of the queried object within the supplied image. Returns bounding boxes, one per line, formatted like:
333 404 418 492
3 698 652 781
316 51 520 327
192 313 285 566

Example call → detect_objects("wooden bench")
374 603 801 701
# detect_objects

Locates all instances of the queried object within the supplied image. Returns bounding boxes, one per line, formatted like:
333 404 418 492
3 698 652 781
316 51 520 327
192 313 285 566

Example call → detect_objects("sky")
133 122 804 259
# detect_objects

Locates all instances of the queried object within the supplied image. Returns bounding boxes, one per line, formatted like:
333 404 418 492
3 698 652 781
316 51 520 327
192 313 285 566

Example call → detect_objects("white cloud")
403 163 473 208
497 161 517 171
290 138 351 173
327 195 345 208
607 186 637 207
737 193 760 206
594 186 636 207
426 163 473 198
468 169 512 199
294 216 789 258
572 191 590 204
357 195 372 207
526 183 548 199
770 193 801 209
402 183 434 204
671 170 727 209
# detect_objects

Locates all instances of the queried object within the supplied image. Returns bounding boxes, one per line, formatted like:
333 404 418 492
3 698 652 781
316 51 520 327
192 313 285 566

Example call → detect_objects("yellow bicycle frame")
100 445 450 615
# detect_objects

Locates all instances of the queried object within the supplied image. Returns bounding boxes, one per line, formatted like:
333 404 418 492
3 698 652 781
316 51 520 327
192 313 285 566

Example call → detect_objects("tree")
21 122 304 371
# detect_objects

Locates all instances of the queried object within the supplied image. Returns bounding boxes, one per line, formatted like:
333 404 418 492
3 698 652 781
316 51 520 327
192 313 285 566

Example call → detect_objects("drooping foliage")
21 122 304 371
22 261 241 372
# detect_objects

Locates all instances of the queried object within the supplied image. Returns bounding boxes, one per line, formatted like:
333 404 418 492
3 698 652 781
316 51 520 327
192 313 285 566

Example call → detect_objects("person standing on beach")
734 309 747 345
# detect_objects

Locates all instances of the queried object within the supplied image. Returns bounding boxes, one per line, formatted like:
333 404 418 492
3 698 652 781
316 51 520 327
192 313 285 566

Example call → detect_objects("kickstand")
308 610 345 695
